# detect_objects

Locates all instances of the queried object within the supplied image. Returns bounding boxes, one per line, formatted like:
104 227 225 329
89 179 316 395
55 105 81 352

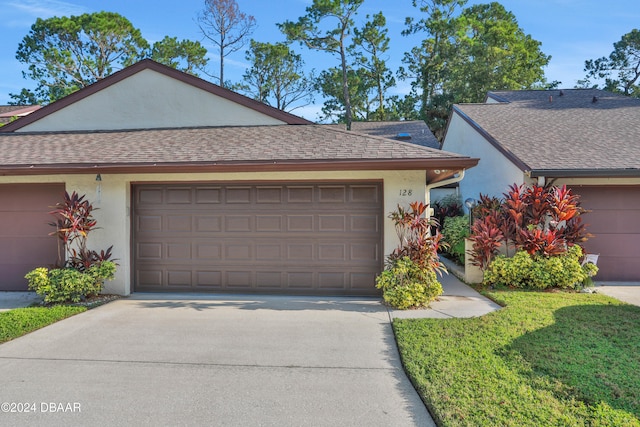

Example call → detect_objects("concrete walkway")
595 282 640 306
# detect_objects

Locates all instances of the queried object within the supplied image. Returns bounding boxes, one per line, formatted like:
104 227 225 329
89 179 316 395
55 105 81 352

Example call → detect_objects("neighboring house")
0 105 41 125
328 121 459 201
0 59 478 294
330 121 441 149
442 89 640 281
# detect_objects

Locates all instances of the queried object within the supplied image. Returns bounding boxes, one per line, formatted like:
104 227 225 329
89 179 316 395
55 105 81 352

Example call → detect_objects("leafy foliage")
235 40 314 112
279 0 365 129
150 36 208 76
400 0 550 139
387 201 446 274
377 202 445 309
440 215 469 264
469 184 591 270
26 191 117 303
375 257 442 309
25 262 116 304
431 194 464 227
582 29 640 97
484 245 596 290
11 12 209 104
13 12 148 103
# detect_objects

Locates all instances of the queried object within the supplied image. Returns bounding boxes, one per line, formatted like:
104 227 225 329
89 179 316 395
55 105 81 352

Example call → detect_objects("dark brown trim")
0 157 479 176
1 59 311 132
452 106 531 172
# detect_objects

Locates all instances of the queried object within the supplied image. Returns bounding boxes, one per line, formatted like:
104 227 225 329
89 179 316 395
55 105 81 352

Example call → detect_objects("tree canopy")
14 11 148 104
11 11 208 105
279 0 365 130
400 0 550 139
235 40 314 112
581 29 640 97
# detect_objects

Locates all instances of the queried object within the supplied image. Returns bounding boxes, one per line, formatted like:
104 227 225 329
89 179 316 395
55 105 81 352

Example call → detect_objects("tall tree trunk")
340 45 352 130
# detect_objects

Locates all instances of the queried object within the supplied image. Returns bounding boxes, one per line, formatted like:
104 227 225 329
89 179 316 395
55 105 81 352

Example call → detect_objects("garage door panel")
196 271 222 287
133 182 383 294
226 187 251 203
351 185 380 203
195 216 222 232
137 270 163 288
583 210 640 234
0 183 63 291
137 215 162 232
351 215 379 232
167 188 192 204
138 188 164 205
256 215 282 231
574 185 640 281
195 188 221 204
319 215 346 231
256 187 283 203
196 244 222 259
168 270 191 286
287 187 313 203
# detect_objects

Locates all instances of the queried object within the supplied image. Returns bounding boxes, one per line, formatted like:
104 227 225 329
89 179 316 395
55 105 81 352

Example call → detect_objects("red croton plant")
50 191 115 271
388 201 447 275
469 184 591 269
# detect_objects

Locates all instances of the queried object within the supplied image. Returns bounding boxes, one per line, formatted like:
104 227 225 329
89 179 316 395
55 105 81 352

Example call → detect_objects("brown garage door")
0 183 64 291
576 185 640 281
133 182 383 295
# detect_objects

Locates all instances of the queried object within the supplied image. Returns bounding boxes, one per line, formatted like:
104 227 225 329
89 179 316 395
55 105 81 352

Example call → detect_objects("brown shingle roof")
454 89 640 176
0 124 477 175
329 121 440 149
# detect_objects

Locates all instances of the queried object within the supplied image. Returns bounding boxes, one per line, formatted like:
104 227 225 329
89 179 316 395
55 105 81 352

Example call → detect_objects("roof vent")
559 90 564 96
592 96 598 103
396 132 412 141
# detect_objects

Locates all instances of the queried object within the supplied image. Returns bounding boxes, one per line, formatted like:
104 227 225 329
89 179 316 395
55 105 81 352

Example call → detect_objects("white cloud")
0 0 87 29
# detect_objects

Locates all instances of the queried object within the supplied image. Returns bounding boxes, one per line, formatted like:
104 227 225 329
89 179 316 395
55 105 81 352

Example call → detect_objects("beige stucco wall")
1 170 426 295
442 112 525 209
17 69 285 132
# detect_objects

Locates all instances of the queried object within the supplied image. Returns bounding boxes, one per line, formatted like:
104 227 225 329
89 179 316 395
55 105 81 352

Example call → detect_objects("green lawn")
393 291 640 426
0 306 86 344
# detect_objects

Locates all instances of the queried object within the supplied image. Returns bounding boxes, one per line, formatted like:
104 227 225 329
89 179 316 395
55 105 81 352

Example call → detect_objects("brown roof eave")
0 158 480 176
529 168 640 178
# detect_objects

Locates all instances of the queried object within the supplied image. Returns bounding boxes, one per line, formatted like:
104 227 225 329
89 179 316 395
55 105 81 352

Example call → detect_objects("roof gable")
451 89 640 177
2 59 310 132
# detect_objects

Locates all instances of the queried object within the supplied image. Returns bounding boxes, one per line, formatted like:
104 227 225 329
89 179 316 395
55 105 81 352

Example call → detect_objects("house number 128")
399 189 413 196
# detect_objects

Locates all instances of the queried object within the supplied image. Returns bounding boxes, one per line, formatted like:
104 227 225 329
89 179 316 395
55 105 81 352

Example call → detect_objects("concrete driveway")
0 294 435 427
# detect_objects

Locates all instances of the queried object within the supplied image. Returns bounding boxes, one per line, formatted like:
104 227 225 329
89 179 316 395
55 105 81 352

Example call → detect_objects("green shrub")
26 261 116 304
441 215 469 264
376 257 443 309
484 245 596 290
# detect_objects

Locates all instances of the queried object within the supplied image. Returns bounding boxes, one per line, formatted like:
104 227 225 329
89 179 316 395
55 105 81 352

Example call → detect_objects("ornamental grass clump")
376 202 445 309
25 191 117 303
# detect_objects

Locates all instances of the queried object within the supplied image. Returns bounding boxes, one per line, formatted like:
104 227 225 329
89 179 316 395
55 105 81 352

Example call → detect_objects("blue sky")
0 0 638 120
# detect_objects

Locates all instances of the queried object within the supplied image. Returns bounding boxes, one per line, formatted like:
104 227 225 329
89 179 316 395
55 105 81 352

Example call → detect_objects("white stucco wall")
1 170 426 295
442 112 525 210
17 69 285 132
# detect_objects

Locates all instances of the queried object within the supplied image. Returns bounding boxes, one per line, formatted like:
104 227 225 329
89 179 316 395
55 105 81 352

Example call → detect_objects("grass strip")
393 291 640 426
0 306 87 344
